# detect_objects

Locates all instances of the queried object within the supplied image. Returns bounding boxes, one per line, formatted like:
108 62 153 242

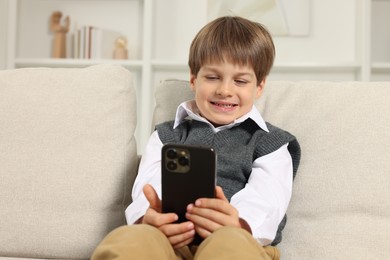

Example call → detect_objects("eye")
234 79 248 85
205 75 219 81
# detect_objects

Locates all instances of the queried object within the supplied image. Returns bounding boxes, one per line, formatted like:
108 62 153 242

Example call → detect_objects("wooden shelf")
14 58 143 70
151 60 361 72
372 62 390 72
272 62 361 73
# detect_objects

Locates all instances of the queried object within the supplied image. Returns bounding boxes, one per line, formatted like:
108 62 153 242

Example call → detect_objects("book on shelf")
72 26 123 59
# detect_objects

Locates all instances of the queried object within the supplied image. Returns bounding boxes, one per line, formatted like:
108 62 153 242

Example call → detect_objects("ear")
190 74 197 92
255 78 266 99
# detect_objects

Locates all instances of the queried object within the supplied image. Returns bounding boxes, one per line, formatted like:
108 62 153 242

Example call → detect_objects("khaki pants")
91 225 280 260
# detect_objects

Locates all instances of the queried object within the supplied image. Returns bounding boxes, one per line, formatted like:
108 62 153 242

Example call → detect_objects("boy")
92 16 300 260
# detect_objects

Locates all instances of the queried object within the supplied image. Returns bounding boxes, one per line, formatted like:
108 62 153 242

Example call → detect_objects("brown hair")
188 16 275 84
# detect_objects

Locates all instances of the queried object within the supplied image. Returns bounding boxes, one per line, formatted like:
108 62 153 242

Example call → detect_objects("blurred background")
1 0 389 150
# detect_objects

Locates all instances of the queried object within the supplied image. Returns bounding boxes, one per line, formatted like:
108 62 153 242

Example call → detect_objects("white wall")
274 0 357 63
152 0 357 63
151 0 361 86
371 1 390 62
0 0 7 70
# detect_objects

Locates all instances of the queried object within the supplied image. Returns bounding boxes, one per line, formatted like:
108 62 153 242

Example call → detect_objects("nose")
215 81 232 97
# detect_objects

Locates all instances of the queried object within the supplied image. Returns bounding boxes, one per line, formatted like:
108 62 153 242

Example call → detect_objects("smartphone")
161 143 216 223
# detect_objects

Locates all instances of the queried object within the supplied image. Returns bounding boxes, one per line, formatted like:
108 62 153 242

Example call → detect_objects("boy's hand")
185 186 241 239
141 184 196 248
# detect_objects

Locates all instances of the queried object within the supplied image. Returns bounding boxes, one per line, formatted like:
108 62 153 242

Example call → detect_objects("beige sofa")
0 64 389 259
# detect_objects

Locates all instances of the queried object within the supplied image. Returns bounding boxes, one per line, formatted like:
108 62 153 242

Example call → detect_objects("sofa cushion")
257 81 390 259
0 64 138 259
152 79 194 130
153 79 390 259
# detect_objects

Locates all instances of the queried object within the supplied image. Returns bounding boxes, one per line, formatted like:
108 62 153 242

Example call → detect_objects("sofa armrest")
0 64 138 259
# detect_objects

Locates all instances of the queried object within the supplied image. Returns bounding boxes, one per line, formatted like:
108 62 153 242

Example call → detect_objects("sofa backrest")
152 79 390 259
0 65 138 259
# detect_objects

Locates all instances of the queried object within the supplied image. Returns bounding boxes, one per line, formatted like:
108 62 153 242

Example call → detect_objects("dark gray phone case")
161 143 216 223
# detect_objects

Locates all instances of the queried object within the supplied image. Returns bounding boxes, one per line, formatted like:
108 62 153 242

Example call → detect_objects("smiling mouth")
210 101 237 108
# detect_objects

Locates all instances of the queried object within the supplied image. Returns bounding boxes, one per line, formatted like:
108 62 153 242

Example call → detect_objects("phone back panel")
161 143 216 223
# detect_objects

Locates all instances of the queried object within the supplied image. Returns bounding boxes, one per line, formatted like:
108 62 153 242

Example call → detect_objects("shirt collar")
173 100 269 133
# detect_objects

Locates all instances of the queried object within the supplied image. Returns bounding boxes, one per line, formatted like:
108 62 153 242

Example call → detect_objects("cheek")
195 92 209 107
240 90 255 101
249 87 261 101
194 86 210 100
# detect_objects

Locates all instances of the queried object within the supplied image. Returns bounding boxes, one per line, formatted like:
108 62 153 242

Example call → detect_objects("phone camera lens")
167 161 177 171
167 149 177 159
178 156 189 166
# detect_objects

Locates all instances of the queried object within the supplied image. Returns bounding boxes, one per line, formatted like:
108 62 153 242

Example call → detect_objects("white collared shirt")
125 100 293 246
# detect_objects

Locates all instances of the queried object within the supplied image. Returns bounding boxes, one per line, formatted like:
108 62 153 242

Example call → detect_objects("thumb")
215 186 228 202
143 184 161 212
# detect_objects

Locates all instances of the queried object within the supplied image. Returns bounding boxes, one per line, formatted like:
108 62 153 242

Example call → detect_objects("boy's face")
190 61 265 127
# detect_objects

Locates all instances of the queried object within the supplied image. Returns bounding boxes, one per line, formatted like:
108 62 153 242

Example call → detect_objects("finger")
143 207 177 227
193 186 229 213
195 197 233 216
143 184 161 211
143 184 179 227
186 209 222 232
215 186 228 202
172 236 195 249
194 225 212 239
169 226 195 248
159 222 195 248
160 221 194 237
187 203 239 228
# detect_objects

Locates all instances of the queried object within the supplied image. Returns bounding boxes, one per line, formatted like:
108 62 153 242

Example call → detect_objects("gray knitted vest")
156 118 300 245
